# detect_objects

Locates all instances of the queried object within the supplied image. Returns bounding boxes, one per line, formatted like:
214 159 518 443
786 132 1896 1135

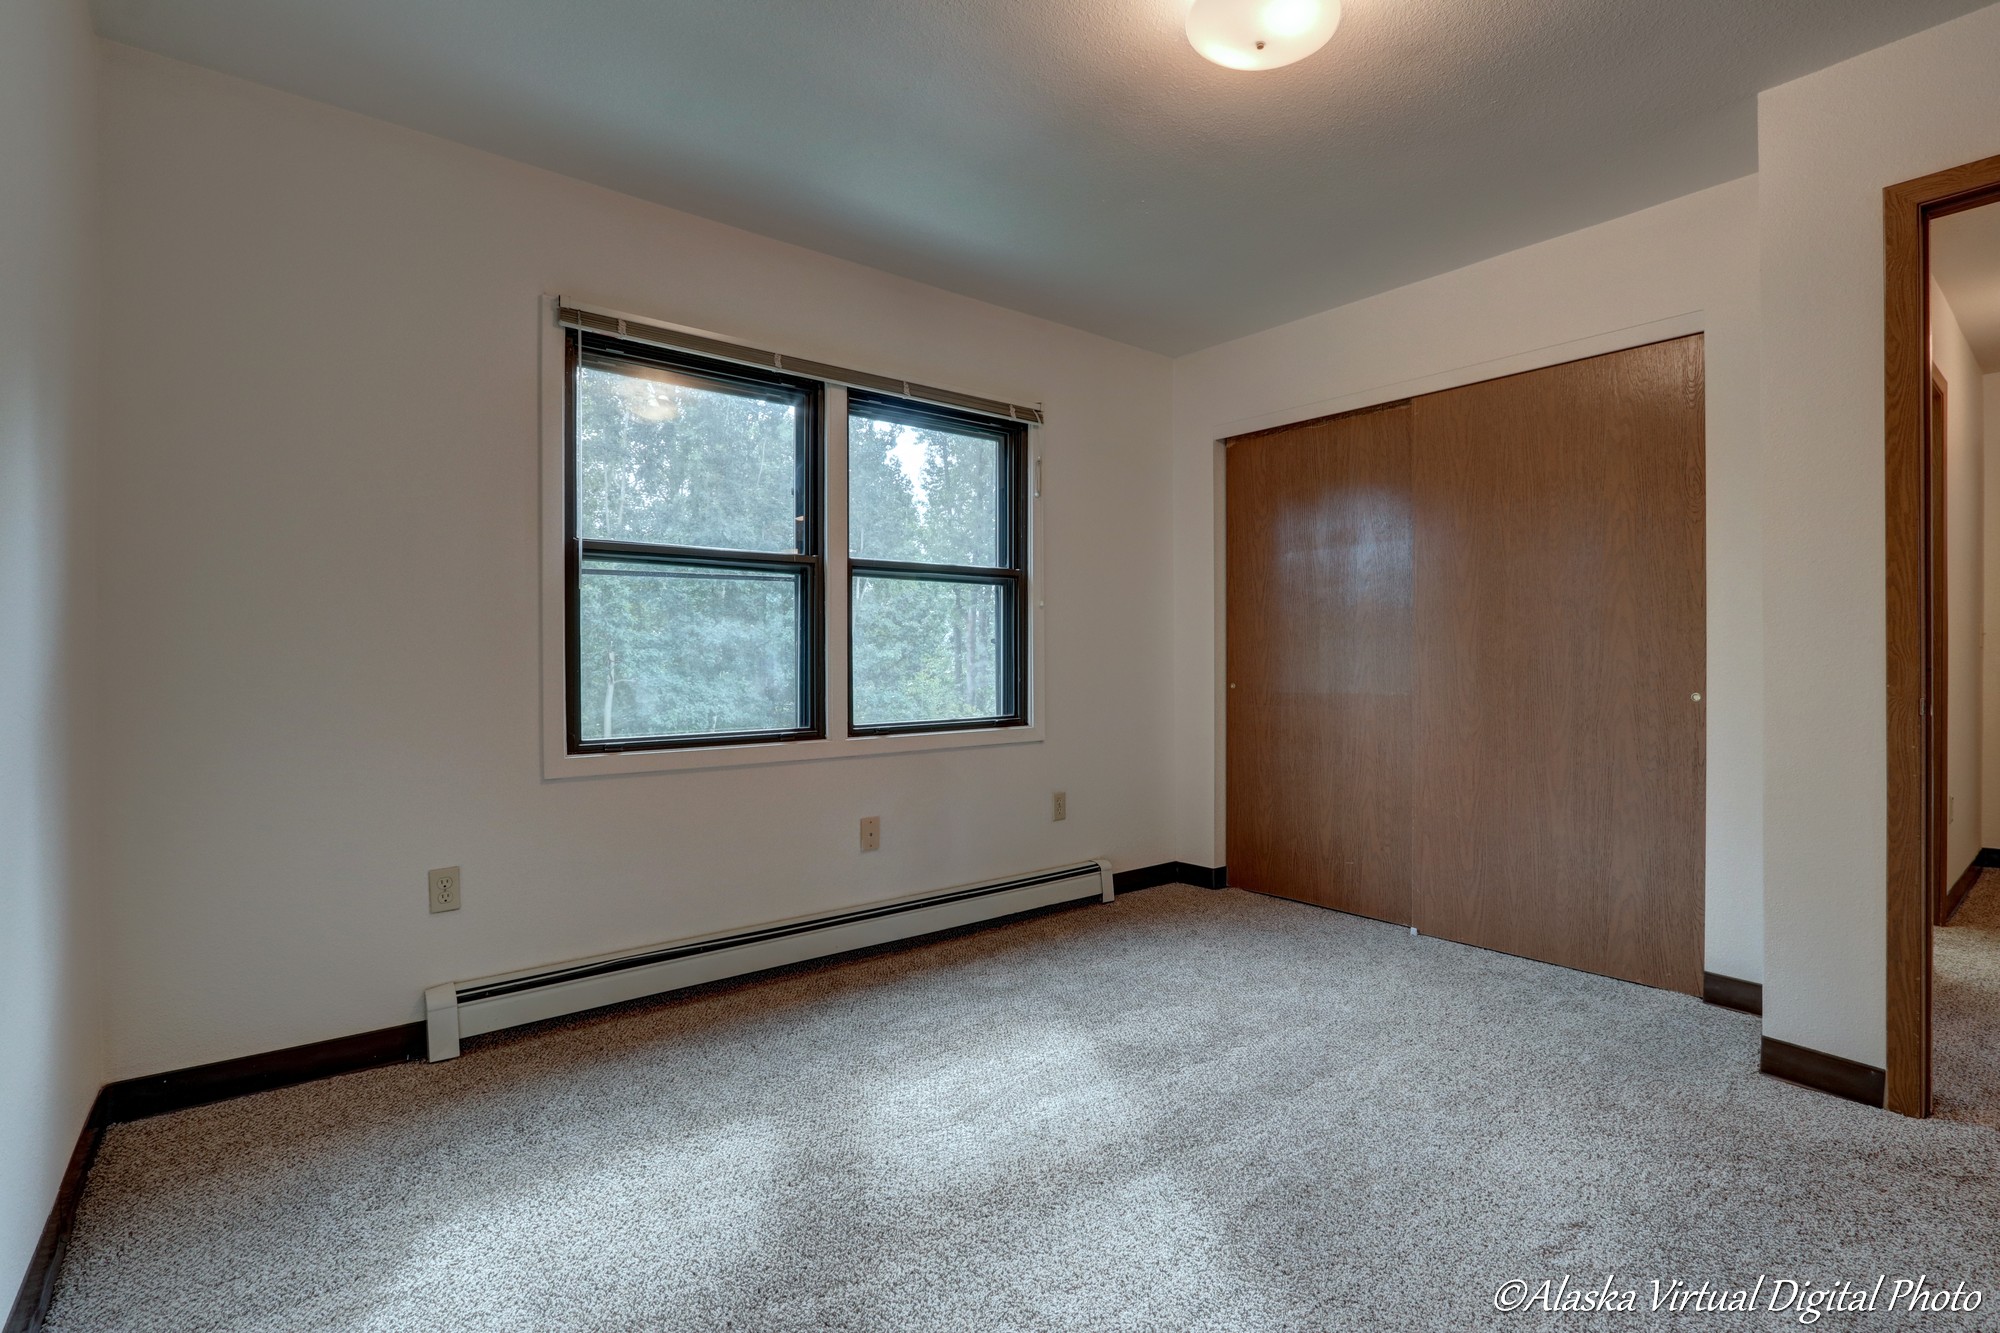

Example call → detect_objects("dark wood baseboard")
1941 856 1987 924
99 1023 426 1124
10 1025 431 1326
1110 862 1179 892
5 1093 106 1333
1702 972 1763 1016
1759 1036 1886 1108
1112 862 1227 893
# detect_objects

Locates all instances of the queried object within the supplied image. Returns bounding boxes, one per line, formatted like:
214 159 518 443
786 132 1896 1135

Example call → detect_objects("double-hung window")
558 312 1033 766
567 334 823 751
846 394 1028 734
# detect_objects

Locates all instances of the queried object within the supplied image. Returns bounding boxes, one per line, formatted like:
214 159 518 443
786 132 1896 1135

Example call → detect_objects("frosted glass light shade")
1186 0 1341 70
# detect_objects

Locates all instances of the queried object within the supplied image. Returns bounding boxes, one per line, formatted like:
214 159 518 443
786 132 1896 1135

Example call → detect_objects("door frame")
1883 153 2000 1117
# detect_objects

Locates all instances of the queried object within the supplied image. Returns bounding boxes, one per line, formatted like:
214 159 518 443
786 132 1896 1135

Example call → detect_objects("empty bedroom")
7 0 2000 1328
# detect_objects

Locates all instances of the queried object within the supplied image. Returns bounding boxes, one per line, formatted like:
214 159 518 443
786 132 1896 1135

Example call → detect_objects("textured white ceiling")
1933 204 2000 374
92 0 1999 354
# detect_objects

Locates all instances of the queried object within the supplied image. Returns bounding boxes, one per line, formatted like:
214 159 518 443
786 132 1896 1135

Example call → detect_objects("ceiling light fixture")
1186 0 1341 70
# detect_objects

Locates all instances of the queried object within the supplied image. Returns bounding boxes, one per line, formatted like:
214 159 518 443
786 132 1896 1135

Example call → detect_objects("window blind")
557 304 1045 426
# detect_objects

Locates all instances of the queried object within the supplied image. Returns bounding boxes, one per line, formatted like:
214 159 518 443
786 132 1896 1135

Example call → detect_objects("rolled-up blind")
557 304 1044 426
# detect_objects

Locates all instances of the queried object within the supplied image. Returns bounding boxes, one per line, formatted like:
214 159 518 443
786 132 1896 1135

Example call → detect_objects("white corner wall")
1169 176 1766 983
1759 0 2000 1068
1931 282 1984 887
95 44 1176 1079
0 0 99 1297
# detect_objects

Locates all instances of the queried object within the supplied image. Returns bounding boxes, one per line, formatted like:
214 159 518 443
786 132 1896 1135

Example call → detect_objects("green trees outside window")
847 402 1021 729
569 341 819 749
565 330 1025 754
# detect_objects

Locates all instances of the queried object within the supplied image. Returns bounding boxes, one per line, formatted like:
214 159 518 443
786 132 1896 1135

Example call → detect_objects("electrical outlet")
1053 791 1067 822
1951 796 1958 824
859 816 881 852
428 866 461 914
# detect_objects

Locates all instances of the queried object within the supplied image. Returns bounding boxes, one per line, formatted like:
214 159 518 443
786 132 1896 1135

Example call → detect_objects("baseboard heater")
423 858 1113 1061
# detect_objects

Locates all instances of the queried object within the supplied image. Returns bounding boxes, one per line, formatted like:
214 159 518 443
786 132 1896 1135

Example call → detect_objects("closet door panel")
1410 337 1705 993
1226 404 1413 924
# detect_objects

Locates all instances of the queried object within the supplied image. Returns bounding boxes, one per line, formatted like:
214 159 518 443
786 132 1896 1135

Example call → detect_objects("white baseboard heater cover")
424 858 1114 1061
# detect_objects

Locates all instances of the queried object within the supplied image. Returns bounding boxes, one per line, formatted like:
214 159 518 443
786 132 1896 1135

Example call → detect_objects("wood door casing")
1874 161 2000 1116
1409 336 1706 994
1226 403 1414 924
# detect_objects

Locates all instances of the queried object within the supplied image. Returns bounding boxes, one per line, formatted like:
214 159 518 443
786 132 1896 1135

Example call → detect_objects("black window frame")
564 329 826 754
845 391 1030 737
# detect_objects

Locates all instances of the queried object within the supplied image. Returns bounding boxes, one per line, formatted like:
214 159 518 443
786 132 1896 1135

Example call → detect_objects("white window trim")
539 296 1046 779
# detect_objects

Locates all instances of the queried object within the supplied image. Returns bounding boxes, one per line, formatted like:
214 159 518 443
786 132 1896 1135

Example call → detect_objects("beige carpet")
1936 869 2000 1130
45 886 2000 1331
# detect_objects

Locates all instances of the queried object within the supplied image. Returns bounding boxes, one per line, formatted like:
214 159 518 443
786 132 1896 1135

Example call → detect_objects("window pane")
575 354 804 553
579 559 802 742
851 575 1005 727
849 411 1001 566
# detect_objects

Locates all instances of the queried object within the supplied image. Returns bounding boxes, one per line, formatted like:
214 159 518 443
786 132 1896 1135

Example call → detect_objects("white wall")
1986 372 2000 847
1169 176 1765 983
0 0 98 1299
1930 282 1984 886
95 45 1176 1079
1759 0 2000 1068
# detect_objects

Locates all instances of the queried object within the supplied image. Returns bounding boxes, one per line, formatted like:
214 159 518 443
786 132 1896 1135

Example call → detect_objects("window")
551 308 1038 770
566 332 823 751
847 394 1028 734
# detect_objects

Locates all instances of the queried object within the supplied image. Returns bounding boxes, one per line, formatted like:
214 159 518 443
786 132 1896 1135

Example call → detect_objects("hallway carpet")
1936 869 2000 1130
44 887 2000 1331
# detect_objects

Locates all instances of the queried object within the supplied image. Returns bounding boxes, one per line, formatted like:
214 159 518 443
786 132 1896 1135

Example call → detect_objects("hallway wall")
1931 282 1984 889
1986 373 2000 849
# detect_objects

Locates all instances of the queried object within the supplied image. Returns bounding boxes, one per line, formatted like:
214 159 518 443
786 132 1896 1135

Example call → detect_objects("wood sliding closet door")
1226 404 1413 924
1410 336 1705 994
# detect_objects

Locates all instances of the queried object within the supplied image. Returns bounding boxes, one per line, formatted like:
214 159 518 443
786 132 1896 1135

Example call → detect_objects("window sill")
542 722 1043 780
